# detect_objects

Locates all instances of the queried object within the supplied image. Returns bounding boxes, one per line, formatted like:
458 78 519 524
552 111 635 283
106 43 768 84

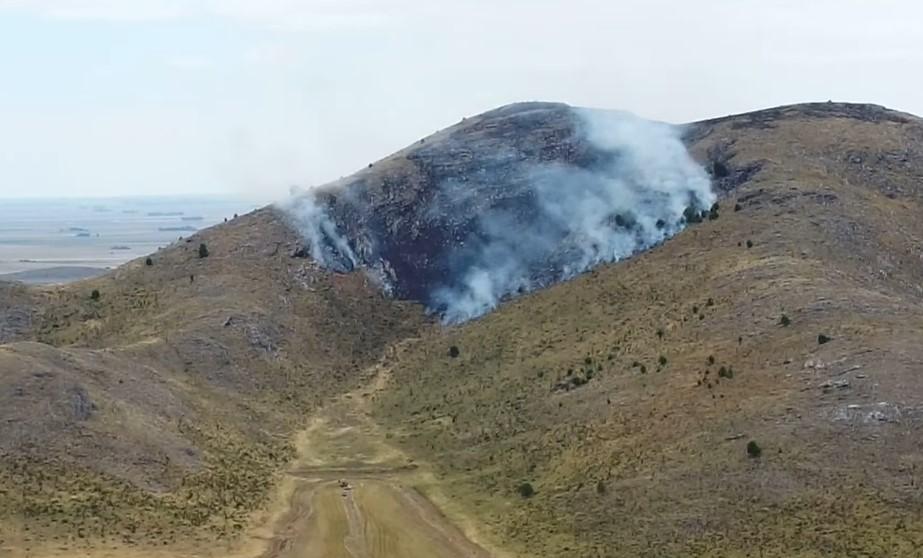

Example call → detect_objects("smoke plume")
281 106 714 323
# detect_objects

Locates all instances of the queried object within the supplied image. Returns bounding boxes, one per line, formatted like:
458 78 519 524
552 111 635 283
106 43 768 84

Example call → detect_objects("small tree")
746 440 762 458
198 243 209 258
517 482 536 498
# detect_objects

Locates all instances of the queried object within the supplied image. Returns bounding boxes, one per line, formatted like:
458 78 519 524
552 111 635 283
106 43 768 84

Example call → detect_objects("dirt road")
256 388 494 558
7 369 499 558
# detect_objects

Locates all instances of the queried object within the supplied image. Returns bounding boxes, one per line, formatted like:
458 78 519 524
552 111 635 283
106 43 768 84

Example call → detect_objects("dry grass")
0 208 426 552
372 107 923 557
3 103 923 557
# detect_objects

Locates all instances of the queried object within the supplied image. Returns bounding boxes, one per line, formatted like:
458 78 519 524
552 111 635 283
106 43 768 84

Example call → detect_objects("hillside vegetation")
372 103 923 557
1 102 922 557
0 209 425 552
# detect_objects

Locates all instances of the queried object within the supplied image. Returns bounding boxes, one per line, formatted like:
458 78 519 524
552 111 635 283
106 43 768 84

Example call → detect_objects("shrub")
780 314 791 327
683 206 703 224
448 345 460 358
658 355 667 366
596 480 607 494
746 240 754 249
90 289 100 301
818 334 832 345
746 440 762 458
707 355 715 365
734 203 742 212
711 161 729 178
517 482 535 498
639 365 647 374
198 243 209 258
145 257 153 266
656 328 664 339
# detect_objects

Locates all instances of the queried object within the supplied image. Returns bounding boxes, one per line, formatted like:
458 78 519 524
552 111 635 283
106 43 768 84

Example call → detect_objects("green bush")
658 355 667 366
746 440 762 458
517 482 535 498
90 289 100 301
448 345 460 358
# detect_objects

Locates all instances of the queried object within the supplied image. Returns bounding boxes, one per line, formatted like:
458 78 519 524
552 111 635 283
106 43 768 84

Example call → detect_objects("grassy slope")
0 208 426 550
372 106 923 557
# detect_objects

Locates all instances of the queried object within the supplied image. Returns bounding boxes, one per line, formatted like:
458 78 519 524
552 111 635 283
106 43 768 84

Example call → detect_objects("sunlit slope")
0 208 425 549
372 103 923 557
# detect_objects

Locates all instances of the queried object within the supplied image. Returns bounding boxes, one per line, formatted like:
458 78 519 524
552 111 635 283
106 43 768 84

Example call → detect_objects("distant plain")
0 196 260 283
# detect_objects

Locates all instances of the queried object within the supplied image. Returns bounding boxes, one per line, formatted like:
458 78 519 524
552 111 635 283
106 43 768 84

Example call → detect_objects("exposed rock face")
284 102 715 321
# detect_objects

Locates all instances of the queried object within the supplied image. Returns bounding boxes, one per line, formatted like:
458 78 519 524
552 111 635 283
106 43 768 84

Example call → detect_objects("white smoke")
281 107 714 323
278 193 358 272
432 109 714 322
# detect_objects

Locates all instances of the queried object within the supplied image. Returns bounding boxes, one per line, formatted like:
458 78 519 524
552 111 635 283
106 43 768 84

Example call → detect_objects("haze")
1 0 922 200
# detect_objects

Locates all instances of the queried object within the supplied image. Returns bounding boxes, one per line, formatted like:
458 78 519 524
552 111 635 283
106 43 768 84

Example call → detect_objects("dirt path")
254 380 495 558
8 365 500 558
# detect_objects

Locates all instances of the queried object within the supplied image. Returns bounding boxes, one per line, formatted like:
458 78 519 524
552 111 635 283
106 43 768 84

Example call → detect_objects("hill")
2 101 923 557
371 102 923 556
0 208 425 552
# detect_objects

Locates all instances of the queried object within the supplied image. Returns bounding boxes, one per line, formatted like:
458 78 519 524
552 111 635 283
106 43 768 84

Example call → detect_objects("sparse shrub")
746 440 762 458
706 298 714 307
656 328 664 339
448 345 460 358
780 314 791 327
734 203 743 212
707 355 715 365
198 243 209 258
692 305 699 314
517 482 535 498
683 206 703 224
145 257 153 266
640 365 647 374
818 334 832 345
658 355 667 366
90 289 100 301
596 480 607 494
746 240 754 249
718 366 734 379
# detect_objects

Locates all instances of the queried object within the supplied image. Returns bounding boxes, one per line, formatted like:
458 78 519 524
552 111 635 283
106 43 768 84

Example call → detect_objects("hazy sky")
1 0 922 200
